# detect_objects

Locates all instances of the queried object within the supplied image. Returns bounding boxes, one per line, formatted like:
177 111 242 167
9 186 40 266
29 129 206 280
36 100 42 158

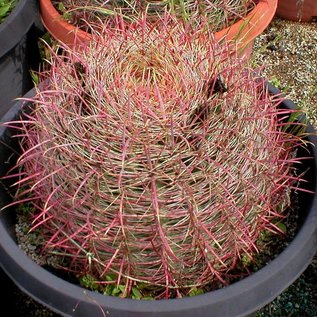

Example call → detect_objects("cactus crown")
7 15 307 299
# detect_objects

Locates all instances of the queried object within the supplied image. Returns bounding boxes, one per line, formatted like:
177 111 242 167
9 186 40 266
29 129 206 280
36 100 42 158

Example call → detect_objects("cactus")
54 0 256 32
6 15 307 299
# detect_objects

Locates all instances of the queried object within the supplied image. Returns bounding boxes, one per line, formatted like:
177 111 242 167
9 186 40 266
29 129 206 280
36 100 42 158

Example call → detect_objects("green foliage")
103 284 145 299
79 274 99 291
0 0 17 23
282 108 308 137
188 287 205 297
259 229 273 243
241 254 253 266
57 2 72 21
131 287 142 300
275 222 287 234
101 276 153 299
258 221 287 244
270 76 282 90
16 202 33 215
30 70 39 85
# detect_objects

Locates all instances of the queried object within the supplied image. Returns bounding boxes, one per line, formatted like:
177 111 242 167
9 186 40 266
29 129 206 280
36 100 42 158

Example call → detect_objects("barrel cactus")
8 15 306 299
56 0 256 31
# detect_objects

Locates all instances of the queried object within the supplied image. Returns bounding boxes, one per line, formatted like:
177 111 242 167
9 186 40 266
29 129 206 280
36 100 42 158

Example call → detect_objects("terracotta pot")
276 0 317 22
39 0 277 58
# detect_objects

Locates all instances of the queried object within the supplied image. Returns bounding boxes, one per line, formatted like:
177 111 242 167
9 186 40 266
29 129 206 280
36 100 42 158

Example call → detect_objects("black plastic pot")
0 86 316 317
0 0 41 120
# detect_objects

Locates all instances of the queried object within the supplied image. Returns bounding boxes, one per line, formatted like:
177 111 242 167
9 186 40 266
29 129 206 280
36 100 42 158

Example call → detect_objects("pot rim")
0 0 38 57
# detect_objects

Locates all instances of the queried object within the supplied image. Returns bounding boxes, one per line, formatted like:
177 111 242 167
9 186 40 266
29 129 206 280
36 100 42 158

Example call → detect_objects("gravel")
252 16 317 317
251 17 317 125
2 15 317 317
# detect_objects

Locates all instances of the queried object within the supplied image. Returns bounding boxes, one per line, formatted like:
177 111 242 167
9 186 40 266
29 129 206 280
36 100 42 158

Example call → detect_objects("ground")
251 17 317 125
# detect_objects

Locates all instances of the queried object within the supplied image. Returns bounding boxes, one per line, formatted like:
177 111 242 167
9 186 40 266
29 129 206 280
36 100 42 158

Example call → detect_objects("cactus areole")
0 16 317 317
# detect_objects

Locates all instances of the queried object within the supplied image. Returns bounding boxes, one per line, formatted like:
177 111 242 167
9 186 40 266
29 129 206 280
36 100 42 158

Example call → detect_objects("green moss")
0 0 17 24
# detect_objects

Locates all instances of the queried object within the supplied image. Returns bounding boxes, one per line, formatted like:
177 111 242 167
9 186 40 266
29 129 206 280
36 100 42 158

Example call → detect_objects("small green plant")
0 0 17 23
79 274 100 291
188 287 205 297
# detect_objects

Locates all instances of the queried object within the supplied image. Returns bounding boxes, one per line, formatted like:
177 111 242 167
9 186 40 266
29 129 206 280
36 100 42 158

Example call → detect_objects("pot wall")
276 0 317 22
0 0 42 119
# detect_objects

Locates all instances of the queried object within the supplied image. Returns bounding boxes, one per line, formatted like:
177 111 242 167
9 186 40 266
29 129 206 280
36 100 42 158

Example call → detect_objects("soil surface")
1 15 317 317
